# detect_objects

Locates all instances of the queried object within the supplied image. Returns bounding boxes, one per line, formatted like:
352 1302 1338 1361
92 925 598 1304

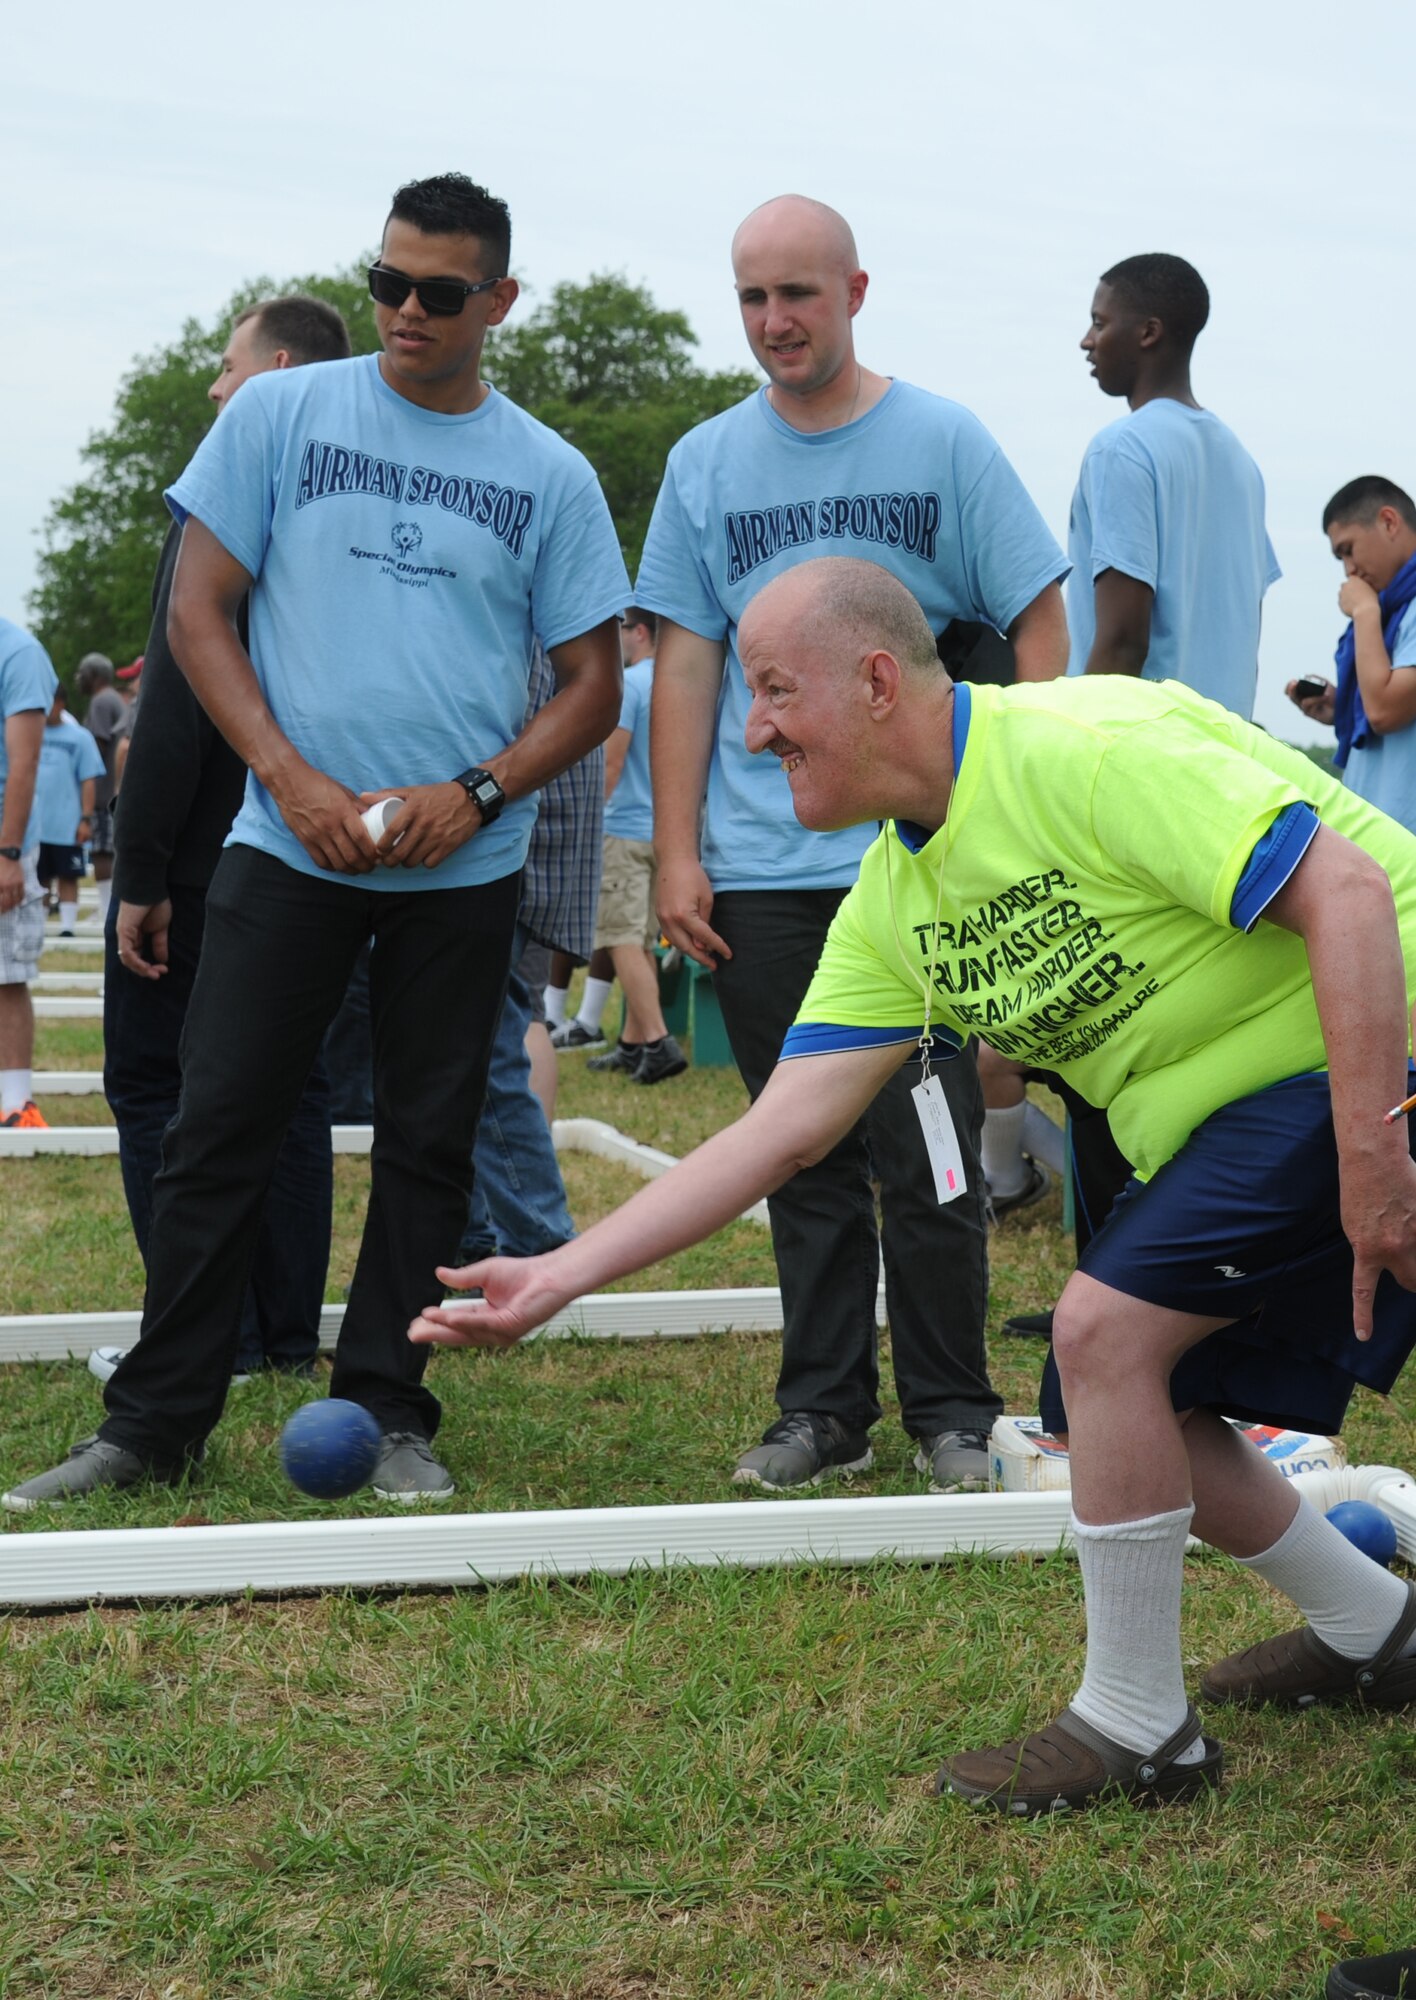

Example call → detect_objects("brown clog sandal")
1201 1581 1416 1711
939 1703 1223 1817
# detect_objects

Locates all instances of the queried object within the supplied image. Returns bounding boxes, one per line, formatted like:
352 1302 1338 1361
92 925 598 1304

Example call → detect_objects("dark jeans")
459 923 576 1261
103 883 332 1373
99 847 520 1467
711 888 998 1439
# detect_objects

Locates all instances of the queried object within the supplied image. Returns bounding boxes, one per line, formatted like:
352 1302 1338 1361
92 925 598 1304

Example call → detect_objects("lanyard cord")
884 823 950 1084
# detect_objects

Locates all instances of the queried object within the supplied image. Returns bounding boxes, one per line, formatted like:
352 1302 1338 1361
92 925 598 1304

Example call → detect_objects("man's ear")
270 349 293 371
864 647 903 716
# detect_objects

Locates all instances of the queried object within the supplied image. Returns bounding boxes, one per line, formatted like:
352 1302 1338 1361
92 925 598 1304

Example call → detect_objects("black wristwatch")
0 846 21 862
454 767 506 826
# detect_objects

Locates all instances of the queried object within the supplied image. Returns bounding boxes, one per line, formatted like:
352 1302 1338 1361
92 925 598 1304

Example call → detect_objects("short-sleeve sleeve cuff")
781 1021 958 1061
1229 802 1320 931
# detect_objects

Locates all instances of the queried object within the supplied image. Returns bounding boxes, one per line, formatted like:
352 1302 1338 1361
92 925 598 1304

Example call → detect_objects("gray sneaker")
631 1034 688 1085
2 1435 150 1511
914 1428 991 1494
587 1040 641 1073
732 1410 873 1490
372 1431 454 1504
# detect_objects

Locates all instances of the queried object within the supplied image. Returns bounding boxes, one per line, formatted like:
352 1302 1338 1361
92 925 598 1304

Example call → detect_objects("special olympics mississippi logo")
391 521 423 558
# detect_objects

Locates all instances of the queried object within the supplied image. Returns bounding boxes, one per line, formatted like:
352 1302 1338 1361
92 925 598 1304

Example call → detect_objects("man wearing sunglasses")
4 172 629 1513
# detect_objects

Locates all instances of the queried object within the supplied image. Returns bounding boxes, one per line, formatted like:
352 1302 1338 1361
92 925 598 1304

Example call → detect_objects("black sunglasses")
367 263 503 317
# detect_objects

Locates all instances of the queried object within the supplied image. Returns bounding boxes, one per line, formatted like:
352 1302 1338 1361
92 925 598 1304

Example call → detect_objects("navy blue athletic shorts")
36 841 85 883
1039 1070 1416 1437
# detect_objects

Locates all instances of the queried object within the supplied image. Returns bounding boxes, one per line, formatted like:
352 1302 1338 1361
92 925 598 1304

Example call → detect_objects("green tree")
487 273 758 570
28 267 378 678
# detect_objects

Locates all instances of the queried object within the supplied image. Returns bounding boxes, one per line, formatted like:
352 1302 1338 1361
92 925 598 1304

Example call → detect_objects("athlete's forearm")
1268 827 1409 1164
549 1046 904 1297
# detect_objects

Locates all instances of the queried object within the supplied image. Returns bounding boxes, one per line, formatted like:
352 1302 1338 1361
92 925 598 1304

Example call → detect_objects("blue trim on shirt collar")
894 681 972 854
781 1022 962 1061
1230 803 1321 932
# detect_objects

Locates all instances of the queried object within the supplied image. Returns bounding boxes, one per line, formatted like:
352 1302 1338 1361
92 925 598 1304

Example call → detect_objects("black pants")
99 846 520 1467
711 888 998 1439
103 884 332 1373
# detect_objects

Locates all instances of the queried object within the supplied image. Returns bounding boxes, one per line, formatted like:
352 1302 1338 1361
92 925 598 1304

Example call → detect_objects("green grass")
3 1005 1416 1996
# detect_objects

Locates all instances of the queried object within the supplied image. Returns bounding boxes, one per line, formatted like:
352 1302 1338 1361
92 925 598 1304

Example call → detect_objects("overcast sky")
7 0 1413 742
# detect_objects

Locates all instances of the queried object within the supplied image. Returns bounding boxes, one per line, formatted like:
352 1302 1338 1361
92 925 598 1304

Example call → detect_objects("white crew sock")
1070 1504 1207 1761
96 879 112 921
1 1069 33 1115
1238 1494 1414 1660
59 910 76 935
980 1101 1029 1199
544 984 570 1030
577 976 614 1033
1022 1100 1067 1176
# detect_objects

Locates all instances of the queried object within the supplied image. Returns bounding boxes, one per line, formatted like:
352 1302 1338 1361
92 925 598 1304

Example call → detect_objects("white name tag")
911 1073 966 1203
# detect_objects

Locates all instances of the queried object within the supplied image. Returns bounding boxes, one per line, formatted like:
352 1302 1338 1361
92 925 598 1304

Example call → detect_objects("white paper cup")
361 797 405 842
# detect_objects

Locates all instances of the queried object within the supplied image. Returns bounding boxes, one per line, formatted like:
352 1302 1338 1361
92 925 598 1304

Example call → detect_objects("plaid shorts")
0 849 45 984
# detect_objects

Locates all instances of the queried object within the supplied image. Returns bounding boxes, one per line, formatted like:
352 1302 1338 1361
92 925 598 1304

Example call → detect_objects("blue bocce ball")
1325 1499 1399 1569
280 1398 382 1499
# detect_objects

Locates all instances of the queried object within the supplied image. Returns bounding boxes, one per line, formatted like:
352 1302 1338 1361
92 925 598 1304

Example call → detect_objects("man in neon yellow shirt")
410 556 1416 1815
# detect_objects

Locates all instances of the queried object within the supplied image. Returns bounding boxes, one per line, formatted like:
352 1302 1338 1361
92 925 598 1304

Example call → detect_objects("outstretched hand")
408 1256 575 1351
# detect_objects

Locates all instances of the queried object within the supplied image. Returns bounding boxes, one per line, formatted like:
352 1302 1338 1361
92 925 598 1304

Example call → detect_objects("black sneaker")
1000 1308 1055 1340
632 1034 688 1085
986 1160 1052 1224
732 1411 873 1489
1327 1951 1416 1998
549 1019 606 1053
587 1040 642 1073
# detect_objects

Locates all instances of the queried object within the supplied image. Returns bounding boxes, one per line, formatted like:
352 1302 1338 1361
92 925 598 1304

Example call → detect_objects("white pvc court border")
0 1113 771 1232
0 1284 866 1365
32 996 104 1017
1 1468 1413 1611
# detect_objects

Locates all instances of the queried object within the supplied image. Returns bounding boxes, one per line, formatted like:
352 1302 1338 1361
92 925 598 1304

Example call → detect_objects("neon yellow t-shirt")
794 677 1416 1179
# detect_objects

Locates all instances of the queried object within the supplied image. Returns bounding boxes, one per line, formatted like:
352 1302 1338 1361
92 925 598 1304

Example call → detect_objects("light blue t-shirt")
36 712 105 845
604 657 654 842
1066 399 1280 718
0 617 59 851
635 382 1069 891
1342 598 1416 834
166 355 630 891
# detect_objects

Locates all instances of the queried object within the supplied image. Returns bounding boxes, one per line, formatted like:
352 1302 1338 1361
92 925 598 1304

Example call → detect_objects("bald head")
738 560 953 835
731 195 859 277
742 558 940 678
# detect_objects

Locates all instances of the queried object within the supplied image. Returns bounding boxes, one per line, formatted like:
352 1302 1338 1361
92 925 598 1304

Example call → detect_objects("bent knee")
1050 1285 1132 1383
